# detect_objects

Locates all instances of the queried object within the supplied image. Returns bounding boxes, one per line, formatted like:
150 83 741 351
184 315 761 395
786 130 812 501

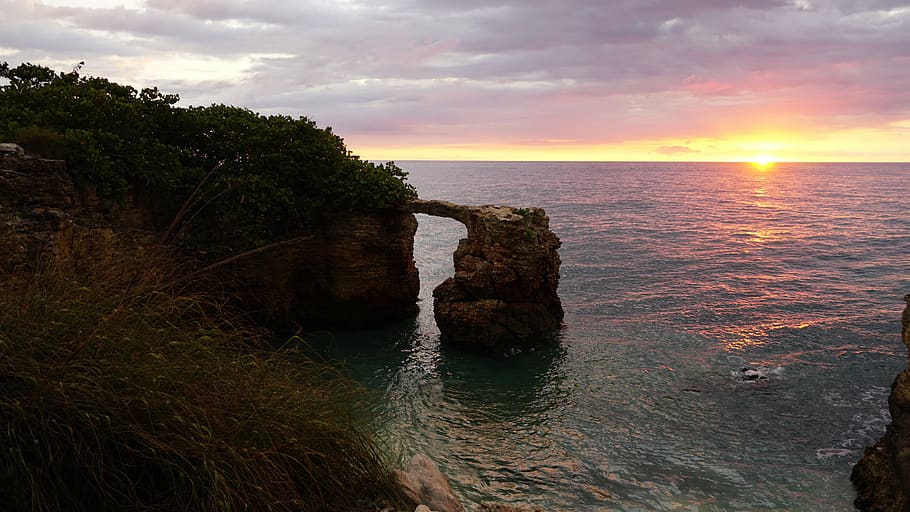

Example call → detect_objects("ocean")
307 161 910 511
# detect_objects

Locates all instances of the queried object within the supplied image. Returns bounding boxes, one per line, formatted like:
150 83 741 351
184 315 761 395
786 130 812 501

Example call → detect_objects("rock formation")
1 148 76 270
0 147 419 328
394 453 466 512
409 199 564 351
393 453 549 512
224 211 419 328
2 147 563 343
852 295 910 512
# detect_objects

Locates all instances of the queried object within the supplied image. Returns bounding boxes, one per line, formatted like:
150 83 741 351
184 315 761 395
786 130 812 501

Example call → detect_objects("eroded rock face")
0 152 76 270
223 210 420 328
852 295 910 512
0 147 420 330
409 199 564 351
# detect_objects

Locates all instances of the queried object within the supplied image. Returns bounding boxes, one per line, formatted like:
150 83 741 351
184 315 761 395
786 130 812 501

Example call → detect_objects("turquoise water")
307 162 910 511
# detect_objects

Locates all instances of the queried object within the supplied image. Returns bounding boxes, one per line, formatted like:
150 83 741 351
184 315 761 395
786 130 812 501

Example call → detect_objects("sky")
2 0 909 162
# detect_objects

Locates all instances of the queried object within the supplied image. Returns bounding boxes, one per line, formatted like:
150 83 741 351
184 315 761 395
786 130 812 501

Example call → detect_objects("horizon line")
367 158 910 164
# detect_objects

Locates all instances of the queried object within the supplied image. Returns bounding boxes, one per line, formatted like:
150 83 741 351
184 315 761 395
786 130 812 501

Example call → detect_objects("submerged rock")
852 295 910 512
733 365 782 382
409 199 564 351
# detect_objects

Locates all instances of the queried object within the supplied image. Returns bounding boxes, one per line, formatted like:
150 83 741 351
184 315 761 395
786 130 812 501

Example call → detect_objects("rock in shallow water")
393 453 466 512
409 199 564 352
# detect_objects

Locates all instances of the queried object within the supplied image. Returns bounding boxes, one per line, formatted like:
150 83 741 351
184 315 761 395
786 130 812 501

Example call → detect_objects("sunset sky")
2 0 909 162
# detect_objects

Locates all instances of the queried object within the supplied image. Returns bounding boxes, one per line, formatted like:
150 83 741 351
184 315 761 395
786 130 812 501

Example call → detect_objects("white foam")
732 365 783 382
815 448 857 460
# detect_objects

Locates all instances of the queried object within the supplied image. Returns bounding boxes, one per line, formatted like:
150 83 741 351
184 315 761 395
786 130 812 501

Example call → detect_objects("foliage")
0 252 409 512
0 61 416 246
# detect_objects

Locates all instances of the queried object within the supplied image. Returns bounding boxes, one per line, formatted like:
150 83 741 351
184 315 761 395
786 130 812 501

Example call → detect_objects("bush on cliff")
0 61 416 247
0 252 409 512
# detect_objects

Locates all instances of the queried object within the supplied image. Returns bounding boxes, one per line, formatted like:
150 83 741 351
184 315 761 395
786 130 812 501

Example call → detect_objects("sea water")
306 161 910 511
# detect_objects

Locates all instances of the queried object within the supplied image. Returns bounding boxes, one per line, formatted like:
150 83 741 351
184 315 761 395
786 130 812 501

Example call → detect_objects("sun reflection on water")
715 320 818 352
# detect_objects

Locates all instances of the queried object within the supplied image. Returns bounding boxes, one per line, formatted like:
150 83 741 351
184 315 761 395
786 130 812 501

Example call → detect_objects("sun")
751 154 777 168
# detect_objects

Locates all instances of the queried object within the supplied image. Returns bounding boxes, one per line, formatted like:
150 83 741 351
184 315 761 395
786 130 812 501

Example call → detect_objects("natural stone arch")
408 199 564 351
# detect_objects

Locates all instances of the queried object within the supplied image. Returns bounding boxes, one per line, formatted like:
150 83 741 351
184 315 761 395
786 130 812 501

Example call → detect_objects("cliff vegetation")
0 249 410 511
0 63 419 511
0 61 416 249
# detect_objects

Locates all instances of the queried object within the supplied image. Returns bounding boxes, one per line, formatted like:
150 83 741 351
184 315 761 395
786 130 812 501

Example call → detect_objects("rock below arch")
409 199 564 351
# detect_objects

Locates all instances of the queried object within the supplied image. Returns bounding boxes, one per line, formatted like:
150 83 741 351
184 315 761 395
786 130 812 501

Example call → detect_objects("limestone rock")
0 143 25 156
852 294 910 511
393 454 466 512
409 199 564 351
0 150 76 270
224 210 420 328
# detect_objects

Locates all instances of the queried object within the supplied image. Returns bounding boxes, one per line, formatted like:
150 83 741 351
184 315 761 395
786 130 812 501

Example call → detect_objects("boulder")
393 453 466 512
0 143 25 156
409 200 564 351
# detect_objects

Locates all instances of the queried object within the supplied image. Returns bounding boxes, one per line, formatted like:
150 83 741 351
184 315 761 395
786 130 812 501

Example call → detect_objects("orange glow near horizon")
750 155 777 169
350 126 910 162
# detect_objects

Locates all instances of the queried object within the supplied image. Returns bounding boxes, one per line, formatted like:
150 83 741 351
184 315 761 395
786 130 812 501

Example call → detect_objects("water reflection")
436 342 569 420
296 161 910 510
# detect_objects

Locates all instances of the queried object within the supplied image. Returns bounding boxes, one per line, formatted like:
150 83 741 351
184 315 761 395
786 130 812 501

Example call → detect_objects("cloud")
656 145 700 155
1 0 909 157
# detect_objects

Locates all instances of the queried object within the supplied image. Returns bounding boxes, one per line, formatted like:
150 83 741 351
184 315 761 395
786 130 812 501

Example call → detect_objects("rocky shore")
3 145 563 508
852 295 910 511
2 147 564 351
390 453 545 512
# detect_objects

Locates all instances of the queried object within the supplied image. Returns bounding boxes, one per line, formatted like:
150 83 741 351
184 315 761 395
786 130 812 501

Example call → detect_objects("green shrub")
0 62 417 248
0 252 409 512
14 125 69 159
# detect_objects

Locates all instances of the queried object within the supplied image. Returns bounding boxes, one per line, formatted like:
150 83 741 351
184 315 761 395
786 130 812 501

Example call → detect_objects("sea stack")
409 199 564 351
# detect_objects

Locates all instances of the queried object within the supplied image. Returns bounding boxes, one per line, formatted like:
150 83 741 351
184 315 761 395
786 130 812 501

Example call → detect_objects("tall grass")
0 250 408 511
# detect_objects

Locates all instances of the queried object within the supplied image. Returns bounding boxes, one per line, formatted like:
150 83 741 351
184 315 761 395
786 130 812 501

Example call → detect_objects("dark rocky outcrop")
2 148 563 345
409 199 564 351
0 149 139 271
223 211 419 328
1 150 76 270
0 148 419 328
853 295 910 512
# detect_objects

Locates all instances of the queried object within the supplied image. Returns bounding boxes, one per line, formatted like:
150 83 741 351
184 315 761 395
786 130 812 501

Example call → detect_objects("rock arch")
1 147 563 352
409 199 564 351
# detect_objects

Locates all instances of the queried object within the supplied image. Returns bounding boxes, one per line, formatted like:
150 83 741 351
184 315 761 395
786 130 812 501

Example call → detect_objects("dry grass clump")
0 252 407 511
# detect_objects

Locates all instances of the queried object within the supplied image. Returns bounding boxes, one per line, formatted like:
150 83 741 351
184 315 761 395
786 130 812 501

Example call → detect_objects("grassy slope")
0 250 408 512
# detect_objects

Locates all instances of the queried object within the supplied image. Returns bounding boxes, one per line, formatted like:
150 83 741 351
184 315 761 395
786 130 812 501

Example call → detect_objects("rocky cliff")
224 211 419 328
409 199 564 351
2 147 564 343
0 147 419 328
1 145 167 274
1 146 75 270
852 295 910 512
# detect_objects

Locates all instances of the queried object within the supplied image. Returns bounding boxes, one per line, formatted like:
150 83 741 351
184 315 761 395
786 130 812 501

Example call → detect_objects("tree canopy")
0 62 416 247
